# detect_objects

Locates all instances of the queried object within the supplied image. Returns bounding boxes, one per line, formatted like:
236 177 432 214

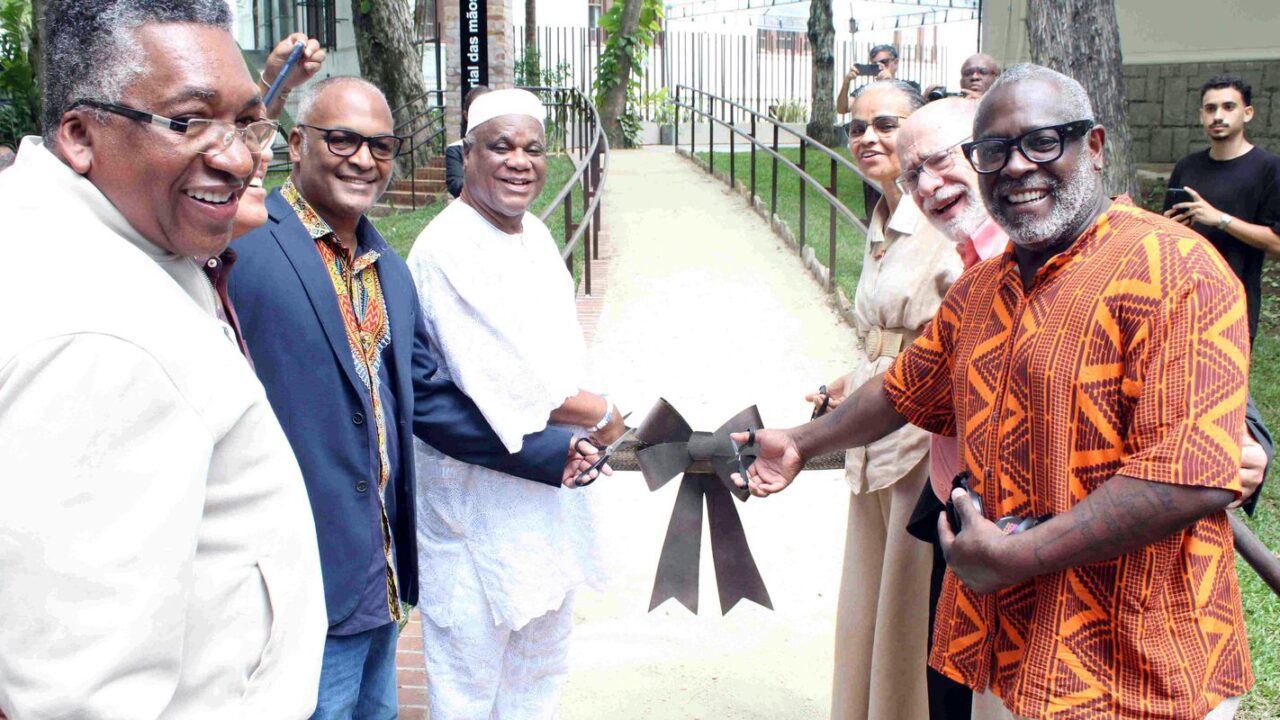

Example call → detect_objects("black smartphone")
945 471 983 534
854 63 882 76
1165 187 1193 205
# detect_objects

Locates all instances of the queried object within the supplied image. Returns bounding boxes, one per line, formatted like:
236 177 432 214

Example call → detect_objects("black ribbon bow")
635 399 773 615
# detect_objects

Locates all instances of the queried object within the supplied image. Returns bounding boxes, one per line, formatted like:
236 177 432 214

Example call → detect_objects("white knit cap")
466 88 546 132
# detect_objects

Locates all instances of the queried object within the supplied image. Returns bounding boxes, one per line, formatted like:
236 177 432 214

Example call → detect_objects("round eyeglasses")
75 99 278 156
847 114 906 139
298 125 407 162
895 138 969 194
961 119 1094 174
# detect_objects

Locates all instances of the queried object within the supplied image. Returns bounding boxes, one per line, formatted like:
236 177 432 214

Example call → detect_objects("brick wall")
1124 59 1280 164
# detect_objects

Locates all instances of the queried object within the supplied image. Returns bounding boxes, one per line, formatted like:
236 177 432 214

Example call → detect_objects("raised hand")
730 429 804 498
1162 186 1222 228
261 33 327 115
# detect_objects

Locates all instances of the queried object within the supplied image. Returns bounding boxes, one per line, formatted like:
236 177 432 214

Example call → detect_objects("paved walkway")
397 147 860 718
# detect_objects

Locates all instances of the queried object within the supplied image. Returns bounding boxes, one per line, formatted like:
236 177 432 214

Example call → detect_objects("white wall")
512 1 588 28
982 0 1280 68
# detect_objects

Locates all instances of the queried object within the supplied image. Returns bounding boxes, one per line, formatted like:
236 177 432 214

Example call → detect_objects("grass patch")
1237 268 1280 719
694 147 869 301
374 154 580 259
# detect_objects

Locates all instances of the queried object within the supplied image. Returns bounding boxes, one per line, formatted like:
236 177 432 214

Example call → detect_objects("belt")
857 326 921 361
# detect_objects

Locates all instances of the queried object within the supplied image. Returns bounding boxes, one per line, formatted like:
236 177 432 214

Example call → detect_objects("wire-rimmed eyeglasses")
961 119 1094 175
297 125 407 162
847 114 906 139
75 99 278 157
895 137 970 194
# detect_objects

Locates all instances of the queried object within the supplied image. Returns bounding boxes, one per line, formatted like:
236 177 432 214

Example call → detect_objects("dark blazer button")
356 481 369 493
353 412 364 425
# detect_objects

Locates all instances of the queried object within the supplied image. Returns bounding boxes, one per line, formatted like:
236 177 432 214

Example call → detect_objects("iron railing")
673 84 872 289
515 25 953 121
525 86 609 297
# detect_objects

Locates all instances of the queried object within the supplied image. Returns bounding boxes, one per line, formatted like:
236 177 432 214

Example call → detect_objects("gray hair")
43 0 233 143
982 63 1094 122
853 80 926 111
869 44 898 61
294 76 390 127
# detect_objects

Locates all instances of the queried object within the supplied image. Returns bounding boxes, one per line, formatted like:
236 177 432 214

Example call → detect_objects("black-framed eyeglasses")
848 114 906 139
895 137 970 194
298 124 406 161
75 99 278 156
962 119 1094 175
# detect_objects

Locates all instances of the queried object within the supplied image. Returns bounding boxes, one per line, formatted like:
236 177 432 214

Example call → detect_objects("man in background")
837 44 918 114
1165 74 1280 344
959 54 999 98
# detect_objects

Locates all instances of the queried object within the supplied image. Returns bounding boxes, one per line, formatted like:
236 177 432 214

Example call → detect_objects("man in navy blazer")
229 77 594 717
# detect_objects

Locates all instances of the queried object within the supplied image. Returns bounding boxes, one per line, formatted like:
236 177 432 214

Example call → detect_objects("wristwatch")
1218 213 1234 230
591 395 614 432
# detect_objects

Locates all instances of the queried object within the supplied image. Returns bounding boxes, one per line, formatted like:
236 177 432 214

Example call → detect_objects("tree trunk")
1026 0 1136 197
600 0 644 148
805 0 840 148
350 0 430 172
525 0 536 55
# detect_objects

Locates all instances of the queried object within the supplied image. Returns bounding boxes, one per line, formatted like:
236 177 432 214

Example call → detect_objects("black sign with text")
460 0 489 93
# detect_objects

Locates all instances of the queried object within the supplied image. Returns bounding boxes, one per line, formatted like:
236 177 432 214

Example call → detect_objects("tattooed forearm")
1025 475 1234 575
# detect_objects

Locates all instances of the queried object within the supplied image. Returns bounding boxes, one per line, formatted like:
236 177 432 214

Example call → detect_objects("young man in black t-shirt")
1164 74 1280 342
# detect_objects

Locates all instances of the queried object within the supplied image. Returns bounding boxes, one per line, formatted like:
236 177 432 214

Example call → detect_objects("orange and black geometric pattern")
884 196 1252 719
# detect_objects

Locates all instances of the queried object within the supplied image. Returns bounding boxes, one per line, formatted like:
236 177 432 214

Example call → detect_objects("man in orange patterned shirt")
739 64 1252 719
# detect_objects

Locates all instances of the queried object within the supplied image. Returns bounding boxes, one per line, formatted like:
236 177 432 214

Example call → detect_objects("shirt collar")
885 194 923 236
280 176 388 261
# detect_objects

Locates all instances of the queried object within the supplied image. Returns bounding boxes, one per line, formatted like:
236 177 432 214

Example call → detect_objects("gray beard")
992 159 1098 250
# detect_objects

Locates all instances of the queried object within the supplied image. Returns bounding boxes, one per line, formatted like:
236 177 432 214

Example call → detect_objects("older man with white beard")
741 64 1256 720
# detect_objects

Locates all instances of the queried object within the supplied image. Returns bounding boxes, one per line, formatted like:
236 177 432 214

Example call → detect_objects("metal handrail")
529 86 609 297
673 84 874 289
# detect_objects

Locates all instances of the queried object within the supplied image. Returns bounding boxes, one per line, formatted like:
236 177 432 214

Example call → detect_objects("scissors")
730 428 757 487
575 413 633 486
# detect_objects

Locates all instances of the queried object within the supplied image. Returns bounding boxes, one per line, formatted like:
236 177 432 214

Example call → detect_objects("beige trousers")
831 457 934 720
971 690 1243 720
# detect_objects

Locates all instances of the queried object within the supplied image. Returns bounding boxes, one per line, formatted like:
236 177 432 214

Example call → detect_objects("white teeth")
1009 190 1048 204
185 189 233 204
249 177 264 188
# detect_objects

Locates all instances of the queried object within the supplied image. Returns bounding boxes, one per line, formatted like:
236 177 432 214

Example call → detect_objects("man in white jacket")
0 1 326 717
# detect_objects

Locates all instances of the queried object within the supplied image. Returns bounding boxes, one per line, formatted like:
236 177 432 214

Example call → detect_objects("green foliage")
770 100 808 123
0 0 38 146
641 87 677 126
593 0 663 147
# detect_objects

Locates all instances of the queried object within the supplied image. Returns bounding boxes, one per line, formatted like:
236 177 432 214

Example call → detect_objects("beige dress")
832 196 962 720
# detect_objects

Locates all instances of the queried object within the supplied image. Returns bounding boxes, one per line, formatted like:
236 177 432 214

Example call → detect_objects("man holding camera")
1164 74 1280 344
837 44 920 114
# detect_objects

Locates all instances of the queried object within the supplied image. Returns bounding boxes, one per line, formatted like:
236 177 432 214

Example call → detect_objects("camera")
927 87 967 103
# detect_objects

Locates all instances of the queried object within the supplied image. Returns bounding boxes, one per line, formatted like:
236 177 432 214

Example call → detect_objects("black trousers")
907 482 972 720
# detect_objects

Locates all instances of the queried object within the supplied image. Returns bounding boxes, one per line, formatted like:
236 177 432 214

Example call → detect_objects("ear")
1243 105 1255 124
55 109 97 175
1087 124 1107 171
288 126 304 164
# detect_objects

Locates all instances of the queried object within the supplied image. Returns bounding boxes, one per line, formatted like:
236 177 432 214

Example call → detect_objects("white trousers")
420 555 575 720
971 690 1242 720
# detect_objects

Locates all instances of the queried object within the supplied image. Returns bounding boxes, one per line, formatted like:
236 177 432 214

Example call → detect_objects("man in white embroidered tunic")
407 89 626 720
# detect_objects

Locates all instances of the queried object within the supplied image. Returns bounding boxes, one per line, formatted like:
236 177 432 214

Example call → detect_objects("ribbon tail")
649 474 705 613
703 475 773 614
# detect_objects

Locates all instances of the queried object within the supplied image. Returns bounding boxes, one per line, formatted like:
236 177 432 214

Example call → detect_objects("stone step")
378 189 444 211
392 178 446 194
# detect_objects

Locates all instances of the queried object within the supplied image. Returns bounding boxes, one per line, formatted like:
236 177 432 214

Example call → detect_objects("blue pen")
263 42 305 107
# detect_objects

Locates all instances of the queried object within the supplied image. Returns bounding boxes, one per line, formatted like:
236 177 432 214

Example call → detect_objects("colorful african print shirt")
282 178 403 625
885 196 1253 719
